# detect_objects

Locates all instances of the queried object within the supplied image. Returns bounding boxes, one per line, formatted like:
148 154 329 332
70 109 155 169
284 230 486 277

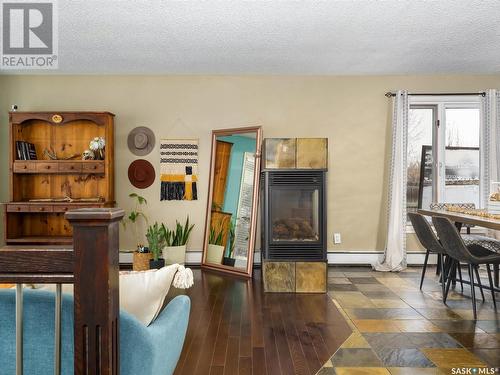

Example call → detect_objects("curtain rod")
385 92 486 98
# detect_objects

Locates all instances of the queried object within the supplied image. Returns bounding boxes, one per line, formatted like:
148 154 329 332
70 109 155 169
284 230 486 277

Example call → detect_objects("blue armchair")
0 289 190 375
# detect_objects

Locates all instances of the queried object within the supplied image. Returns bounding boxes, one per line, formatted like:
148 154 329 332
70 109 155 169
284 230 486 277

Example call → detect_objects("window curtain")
373 90 409 272
480 89 500 208
480 89 500 241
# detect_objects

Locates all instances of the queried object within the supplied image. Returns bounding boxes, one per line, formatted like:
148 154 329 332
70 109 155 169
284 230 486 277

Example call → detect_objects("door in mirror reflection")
203 127 262 277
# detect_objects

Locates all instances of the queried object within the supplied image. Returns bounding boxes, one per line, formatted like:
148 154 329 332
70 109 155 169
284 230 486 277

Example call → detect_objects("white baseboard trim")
119 250 433 266
327 251 437 266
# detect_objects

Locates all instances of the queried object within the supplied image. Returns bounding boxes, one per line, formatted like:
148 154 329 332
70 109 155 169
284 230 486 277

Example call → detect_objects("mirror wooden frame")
201 126 262 278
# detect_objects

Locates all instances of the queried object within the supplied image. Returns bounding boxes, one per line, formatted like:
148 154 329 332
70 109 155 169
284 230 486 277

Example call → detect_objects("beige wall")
1 75 499 253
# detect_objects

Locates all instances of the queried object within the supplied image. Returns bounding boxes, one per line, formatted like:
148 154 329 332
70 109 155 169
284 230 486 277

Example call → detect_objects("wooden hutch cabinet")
3 111 115 245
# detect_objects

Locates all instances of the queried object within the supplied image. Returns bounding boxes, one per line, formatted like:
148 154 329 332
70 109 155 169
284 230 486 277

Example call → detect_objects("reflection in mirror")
203 127 262 277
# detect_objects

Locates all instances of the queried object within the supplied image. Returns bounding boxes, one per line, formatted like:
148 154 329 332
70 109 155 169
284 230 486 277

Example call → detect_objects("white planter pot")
206 244 224 264
163 245 186 265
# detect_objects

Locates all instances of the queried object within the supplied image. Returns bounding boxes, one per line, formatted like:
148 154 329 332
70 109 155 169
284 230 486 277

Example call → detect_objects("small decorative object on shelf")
89 137 106 160
51 114 63 123
15 141 37 160
161 216 195 265
146 222 166 269
43 146 79 160
82 149 95 160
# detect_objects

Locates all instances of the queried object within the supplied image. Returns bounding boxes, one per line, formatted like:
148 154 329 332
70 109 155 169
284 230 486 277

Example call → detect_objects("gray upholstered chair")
432 216 500 319
408 213 449 299
429 202 500 287
429 202 476 234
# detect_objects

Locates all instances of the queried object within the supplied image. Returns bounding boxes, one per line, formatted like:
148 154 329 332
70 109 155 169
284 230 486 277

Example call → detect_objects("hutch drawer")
59 162 82 173
6 204 30 212
82 161 105 173
30 205 54 213
13 161 35 173
36 162 58 172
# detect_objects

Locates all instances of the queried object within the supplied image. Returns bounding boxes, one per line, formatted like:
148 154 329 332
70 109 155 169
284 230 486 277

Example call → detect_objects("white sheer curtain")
481 89 500 240
481 89 500 207
373 90 409 272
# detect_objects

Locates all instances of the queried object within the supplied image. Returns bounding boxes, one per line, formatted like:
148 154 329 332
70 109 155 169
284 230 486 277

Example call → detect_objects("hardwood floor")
168 268 352 375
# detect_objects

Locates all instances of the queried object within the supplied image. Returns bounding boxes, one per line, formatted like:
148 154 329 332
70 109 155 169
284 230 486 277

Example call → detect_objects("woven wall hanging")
160 139 198 201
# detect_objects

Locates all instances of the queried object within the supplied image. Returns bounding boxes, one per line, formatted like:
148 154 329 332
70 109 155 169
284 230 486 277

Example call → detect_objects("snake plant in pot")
207 224 225 264
161 216 195 265
146 222 166 269
222 221 236 266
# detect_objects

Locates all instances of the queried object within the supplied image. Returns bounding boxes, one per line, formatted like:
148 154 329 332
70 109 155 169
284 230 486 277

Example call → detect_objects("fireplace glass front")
271 188 319 242
261 170 326 261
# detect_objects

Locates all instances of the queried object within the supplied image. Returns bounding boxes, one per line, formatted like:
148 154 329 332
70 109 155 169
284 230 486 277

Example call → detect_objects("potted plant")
122 193 151 271
146 222 166 269
161 216 195 265
206 225 225 264
222 221 236 266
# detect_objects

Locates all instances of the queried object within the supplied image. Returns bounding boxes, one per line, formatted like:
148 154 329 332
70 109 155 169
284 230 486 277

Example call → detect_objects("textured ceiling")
7 0 500 74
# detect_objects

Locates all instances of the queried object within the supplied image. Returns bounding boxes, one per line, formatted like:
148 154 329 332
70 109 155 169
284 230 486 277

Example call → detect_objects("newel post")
66 208 124 375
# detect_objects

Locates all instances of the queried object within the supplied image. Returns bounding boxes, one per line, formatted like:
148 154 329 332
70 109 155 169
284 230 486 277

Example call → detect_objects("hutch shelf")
3 111 115 245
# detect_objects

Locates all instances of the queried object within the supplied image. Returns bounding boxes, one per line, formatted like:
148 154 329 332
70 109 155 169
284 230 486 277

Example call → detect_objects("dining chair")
429 203 475 234
409 213 451 300
429 202 499 288
432 216 499 319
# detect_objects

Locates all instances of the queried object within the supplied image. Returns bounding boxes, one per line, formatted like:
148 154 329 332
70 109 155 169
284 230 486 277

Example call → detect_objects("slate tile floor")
317 266 500 375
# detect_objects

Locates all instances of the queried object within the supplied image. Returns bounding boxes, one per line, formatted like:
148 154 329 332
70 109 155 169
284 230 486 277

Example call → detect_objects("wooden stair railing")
0 208 124 375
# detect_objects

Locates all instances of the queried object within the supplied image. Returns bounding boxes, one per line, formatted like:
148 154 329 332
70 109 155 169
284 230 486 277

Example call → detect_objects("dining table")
418 208 500 288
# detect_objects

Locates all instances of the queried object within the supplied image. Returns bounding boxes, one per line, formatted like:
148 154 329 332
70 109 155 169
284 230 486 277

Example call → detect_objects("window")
443 108 480 205
406 96 481 222
407 106 435 215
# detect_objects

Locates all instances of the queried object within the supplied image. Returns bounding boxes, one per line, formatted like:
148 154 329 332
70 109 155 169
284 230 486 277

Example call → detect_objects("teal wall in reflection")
217 135 256 223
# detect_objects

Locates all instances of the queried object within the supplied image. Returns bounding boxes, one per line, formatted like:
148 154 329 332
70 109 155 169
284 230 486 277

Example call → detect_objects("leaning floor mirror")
202 126 262 277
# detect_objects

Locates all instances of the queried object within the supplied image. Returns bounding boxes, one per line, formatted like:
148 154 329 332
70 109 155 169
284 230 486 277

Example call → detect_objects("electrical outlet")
334 233 341 244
